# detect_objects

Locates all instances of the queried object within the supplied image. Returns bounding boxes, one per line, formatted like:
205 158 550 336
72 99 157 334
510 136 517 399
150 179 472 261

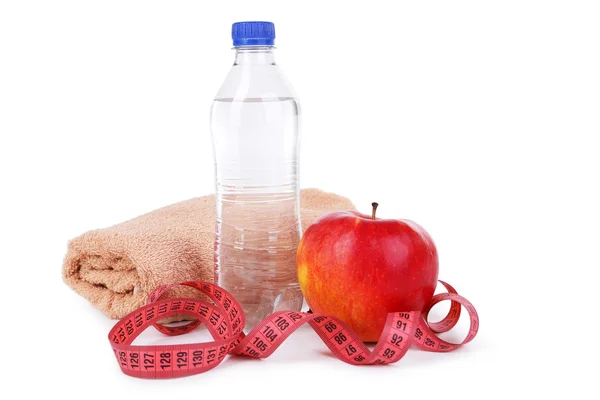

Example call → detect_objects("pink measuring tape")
108 280 478 378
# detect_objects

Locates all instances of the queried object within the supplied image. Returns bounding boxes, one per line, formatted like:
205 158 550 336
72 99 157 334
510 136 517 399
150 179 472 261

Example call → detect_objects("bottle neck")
233 46 276 66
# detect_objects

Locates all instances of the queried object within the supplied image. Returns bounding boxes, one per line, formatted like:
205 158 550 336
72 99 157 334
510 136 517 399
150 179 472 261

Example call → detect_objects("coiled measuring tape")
108 280 478 378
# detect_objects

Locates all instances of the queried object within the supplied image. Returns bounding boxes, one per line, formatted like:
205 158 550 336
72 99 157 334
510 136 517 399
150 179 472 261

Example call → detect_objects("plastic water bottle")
211 21 303 329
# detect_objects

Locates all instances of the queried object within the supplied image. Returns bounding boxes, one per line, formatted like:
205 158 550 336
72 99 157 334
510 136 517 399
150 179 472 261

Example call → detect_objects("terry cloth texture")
62 189 355 319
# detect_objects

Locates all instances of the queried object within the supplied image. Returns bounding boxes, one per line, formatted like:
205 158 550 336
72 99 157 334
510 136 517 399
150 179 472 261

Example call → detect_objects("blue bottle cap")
232 21 275 47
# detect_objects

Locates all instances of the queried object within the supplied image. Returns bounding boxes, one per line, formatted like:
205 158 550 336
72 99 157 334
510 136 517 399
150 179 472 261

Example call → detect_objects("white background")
1 0 598 398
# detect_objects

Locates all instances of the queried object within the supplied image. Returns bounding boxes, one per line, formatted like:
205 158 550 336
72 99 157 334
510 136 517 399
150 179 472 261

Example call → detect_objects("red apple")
296 203 439 342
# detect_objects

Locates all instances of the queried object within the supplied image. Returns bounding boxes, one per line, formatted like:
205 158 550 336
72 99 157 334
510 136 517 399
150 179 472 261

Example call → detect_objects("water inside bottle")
211 97 303 329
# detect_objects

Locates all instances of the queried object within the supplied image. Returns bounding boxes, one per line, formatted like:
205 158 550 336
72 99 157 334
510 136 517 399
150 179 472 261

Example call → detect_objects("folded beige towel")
63 189 355 319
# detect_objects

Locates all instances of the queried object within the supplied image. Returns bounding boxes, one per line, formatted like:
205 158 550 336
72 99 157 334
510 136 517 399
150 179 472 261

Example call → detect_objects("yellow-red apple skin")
297 210 438 342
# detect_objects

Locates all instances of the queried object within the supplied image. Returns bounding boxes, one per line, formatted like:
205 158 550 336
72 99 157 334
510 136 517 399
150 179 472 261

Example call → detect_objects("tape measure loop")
416 289 480 352
423 280 462 333
146 281 247 339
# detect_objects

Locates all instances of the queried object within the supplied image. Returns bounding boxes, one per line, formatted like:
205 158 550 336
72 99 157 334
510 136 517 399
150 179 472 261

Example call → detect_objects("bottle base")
222 285 304 331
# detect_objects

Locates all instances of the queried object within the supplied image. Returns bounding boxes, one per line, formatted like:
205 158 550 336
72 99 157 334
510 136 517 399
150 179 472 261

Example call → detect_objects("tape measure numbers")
108 280 479 378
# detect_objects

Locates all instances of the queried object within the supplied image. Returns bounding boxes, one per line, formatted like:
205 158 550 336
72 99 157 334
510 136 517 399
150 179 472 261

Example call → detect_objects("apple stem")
371 202 379 219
